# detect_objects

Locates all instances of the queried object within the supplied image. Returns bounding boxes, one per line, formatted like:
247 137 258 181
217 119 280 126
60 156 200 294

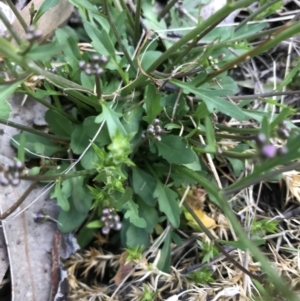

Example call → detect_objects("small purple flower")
33 211 46 223
261 144 277 158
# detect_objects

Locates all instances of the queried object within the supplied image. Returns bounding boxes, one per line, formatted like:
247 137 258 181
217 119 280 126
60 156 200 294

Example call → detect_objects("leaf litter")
1 1 300 301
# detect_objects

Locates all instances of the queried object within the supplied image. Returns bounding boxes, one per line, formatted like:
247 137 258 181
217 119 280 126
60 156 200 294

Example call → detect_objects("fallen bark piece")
12 0 73 42
0 95 59 301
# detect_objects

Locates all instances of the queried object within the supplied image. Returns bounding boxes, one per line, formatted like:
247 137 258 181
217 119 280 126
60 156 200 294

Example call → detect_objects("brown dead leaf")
183 186 216 230
110 251 133 285
186 186 207 210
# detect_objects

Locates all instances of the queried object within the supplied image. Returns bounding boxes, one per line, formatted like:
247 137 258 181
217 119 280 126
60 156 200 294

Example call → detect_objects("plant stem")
95 75 102 99
20 168 97 182
0 40 98 110
45 82 63 111
165 34 204 74
26 63 96 97
66 92 95 113
112 0 122 11
235 0 280 31
103 90 141 101
0 9 21 45
0 71 30 84
0 39 99 111
157 0 177 21
229 90 300 100
102 0 137 74
5 0 28 31
217 125 259 135
20 84 78 123
224 160 300 195
193 146 255 160
118 0 135 36
133 0 142 46
199 20 300 85
166 18 226 73
0 118 70 142
186 128 254 141
28 64 101 111
164 26 280 69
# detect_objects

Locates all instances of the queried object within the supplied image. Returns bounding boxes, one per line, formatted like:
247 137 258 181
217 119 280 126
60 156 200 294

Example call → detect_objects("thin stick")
0 118 70 142
0 181 38 220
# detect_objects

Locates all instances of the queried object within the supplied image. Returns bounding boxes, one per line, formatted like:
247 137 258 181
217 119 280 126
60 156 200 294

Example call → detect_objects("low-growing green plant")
251 218 279 237
140 285 158 301
0 0 300 299
197 240 219 263
125 245 145 263
186 267 214 284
